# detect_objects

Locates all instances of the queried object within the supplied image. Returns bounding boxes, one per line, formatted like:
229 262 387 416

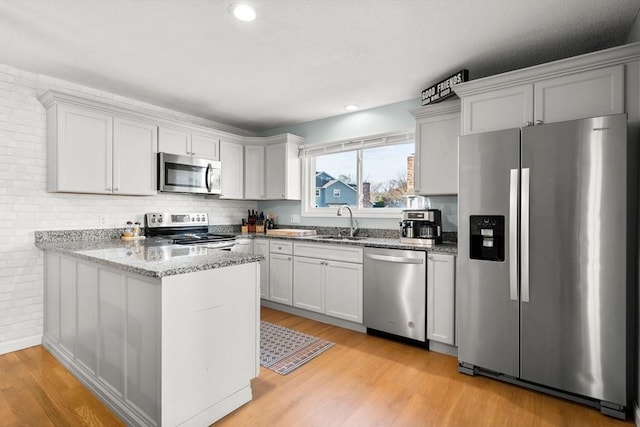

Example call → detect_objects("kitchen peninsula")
36 235 262 427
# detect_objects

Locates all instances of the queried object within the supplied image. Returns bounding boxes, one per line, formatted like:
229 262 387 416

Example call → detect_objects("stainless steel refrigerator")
457 114 630 418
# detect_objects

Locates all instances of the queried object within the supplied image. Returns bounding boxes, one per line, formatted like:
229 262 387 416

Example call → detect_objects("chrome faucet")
337 205 358 237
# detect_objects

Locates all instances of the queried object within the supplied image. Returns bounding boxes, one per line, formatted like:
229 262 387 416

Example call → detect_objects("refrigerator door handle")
521 168 530 303
509 169 518 301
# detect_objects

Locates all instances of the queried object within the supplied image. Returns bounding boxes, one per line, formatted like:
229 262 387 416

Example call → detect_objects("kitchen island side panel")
160 262 260 427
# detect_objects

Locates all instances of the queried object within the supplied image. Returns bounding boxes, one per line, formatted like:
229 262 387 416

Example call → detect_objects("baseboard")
428 340 458 357
634 402 639 427
0 334 42 355
261 300 367 333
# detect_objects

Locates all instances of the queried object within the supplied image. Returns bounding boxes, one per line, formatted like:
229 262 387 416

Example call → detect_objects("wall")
0 63 257 354
258 98 459 231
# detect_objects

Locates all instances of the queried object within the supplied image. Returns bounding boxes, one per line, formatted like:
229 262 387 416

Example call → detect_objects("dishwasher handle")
365 253 424 264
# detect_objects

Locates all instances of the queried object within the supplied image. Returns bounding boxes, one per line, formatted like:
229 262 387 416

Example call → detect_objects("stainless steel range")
145 212 237 250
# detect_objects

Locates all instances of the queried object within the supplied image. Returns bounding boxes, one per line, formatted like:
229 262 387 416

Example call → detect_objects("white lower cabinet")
324 260 363 323
293 257 325 313
293 242 363 323
253 238 270 299
269 241 293 305
426 253 456 345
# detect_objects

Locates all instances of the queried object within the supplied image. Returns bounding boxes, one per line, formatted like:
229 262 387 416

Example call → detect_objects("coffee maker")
400 209 443 246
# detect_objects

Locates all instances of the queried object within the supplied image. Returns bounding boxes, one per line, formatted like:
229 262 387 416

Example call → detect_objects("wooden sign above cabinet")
421 70 469 106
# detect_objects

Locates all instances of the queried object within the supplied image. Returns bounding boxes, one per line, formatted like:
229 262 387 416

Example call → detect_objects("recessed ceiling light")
344 104 360 111
231 3 256 22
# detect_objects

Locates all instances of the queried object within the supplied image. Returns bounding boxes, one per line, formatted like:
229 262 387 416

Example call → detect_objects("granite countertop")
36 239 263 278
247 234 458 255
34 227 457 279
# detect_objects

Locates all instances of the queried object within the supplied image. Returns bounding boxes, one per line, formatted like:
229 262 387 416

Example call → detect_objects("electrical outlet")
99 215 107 226
290 214 301 224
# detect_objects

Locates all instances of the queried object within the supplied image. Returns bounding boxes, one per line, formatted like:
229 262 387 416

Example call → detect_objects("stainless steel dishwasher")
363 247 426 342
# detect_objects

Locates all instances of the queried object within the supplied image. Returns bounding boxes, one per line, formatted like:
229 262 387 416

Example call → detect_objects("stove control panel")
146 212 209 228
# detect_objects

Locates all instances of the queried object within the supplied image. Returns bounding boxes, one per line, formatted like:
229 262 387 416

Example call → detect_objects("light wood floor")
0 307 634 426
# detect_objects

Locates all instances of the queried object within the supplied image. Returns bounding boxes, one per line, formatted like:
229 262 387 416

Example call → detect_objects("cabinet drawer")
270 240 293 255
293 242 363 264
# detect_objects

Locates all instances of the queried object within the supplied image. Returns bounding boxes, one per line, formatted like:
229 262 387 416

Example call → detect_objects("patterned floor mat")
260 321 335 375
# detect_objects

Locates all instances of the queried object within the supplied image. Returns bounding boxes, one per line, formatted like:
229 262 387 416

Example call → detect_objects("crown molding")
410 99 461 119
453 42 640 97
37 89 305 145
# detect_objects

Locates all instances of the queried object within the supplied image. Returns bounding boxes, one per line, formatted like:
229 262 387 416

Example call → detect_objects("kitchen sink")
315 235 368 241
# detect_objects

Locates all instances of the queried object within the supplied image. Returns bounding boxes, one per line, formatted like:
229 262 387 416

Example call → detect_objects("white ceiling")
1 0 638 133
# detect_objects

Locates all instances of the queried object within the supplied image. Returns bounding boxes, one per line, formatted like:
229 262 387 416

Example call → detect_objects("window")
301 130 415 216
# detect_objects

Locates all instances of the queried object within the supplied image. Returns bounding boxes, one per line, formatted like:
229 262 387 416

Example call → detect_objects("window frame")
300 129 415 219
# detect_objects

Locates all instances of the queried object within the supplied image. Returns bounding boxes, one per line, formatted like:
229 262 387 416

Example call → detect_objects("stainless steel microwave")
158 152 221 195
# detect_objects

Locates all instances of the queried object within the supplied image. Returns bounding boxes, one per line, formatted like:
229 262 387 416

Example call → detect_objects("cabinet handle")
428 255 434 260
287 256 292 260
113 187 119 192
105 187 112 191
524 121 533 127
535 120 543 125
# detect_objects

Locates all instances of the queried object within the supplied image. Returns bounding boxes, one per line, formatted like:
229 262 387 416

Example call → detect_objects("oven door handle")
201 241 236 250
205 163 213 192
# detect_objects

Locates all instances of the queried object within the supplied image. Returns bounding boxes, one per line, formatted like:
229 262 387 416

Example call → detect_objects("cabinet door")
55 104 113 193
220 140 244 199
158 127 190 156
414 112 460 195
427 254 456 345
534 65 624 125
253 239 270 299
265 143 286 199
191 134 220 160
244 145 265 199
113 117 157 195
293 257 325 313
462 84 533 135
325 260 363 323
269 253 292 305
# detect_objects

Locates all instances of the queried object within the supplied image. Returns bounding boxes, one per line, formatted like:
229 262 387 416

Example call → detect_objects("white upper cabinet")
265 135 303 200
43 100 157 195
411 100 461 195
48 104 113 194
533 65 624 125
454 43 638 135
219 140 244 199
191 134 220 159
244 145 265 200
158 126 219 160
461 84 533 135
38 90 307 199
113 117 157 195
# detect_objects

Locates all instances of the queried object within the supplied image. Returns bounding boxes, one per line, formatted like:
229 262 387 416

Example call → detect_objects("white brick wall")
0 63 257 354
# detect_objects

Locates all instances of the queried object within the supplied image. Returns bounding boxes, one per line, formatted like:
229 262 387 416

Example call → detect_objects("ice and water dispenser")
470 215 505 261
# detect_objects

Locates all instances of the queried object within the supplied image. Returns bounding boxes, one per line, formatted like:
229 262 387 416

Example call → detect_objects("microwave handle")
205 163 212 192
